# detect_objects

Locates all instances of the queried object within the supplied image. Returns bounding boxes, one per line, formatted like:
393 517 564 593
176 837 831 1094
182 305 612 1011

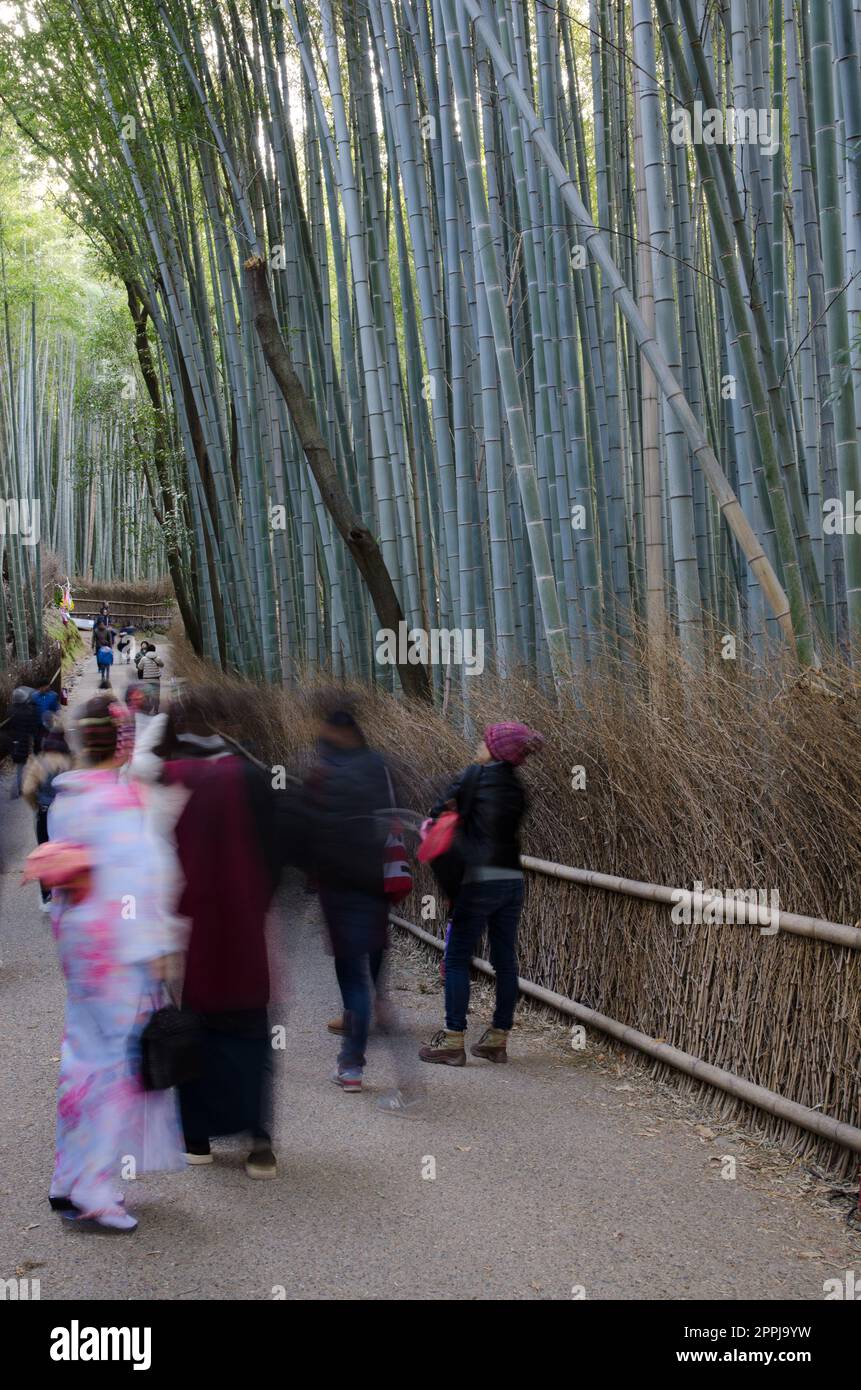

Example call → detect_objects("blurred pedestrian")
419 722 543 1067
131 690 288 1178
39 695 184 1231
117 624 135 664
6 687 40 799
96 640 114 690
23 723 72 910
305 694 420 1109
31 681 60 753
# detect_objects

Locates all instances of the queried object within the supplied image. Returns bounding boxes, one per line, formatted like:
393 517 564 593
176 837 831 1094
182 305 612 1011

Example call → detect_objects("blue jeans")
334 949 384 1070
445 879 524 1032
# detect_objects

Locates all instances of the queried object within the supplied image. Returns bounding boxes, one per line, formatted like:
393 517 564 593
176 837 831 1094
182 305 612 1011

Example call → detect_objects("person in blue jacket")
96 642 114 691
31 682 60 753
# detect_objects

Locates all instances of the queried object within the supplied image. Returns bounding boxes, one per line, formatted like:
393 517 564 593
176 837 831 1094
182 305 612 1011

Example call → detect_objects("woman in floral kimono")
45 694 184 1231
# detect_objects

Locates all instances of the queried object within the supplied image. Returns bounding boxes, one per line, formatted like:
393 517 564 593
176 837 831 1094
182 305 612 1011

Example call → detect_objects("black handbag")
139 1002 202 1091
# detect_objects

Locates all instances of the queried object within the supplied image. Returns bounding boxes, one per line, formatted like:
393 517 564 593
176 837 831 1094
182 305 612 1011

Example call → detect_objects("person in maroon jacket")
133 689 288 1179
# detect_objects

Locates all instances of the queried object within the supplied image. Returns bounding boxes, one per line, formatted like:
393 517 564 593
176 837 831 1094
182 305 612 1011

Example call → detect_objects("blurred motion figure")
45 695 184 1232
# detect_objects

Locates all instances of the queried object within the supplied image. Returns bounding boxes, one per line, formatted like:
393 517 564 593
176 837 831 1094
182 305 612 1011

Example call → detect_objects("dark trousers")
179 1011 272 1148
35 808 50 901
97 665 111 689
445 879 524 1032
334 948 384 1069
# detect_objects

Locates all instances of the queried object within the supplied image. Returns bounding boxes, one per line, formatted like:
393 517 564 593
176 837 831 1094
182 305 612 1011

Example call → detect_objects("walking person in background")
96 640 114 690
419 722 543 1068
23 722 72 911
6 687 40 799
117 624 135 664
131 689 287 1178
31 681 60 754
36 695 184 1231
304 693 420 1109
139 643 164 712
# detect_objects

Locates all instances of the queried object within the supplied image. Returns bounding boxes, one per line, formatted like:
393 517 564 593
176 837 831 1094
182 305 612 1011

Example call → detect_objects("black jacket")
6 701 40 763
431 761 526 871
305 742 392 897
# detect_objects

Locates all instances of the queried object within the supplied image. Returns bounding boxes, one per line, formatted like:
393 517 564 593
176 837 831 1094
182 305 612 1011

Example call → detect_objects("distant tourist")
22 724 72 910
31 681 60 753
96 641 114 690
117 624 135 664
91 625 114 656
5 687 40 799
138 644 165 712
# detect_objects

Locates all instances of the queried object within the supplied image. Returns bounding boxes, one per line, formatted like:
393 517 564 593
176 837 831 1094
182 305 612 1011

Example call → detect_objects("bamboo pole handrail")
520 855 861 950
390 913 861 1156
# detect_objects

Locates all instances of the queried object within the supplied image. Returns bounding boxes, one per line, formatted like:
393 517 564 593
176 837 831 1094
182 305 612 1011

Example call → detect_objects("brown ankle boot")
471 1027 509 1062
419 1029 466 1066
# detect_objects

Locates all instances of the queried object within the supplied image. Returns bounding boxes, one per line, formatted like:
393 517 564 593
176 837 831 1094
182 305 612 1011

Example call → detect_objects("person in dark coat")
6 688 41 799
131 690 288 1178
23 724 72 908
304 699 400 1096
419 722 543 1068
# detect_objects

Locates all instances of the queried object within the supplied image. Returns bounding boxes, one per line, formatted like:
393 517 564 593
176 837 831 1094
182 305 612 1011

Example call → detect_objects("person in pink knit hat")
419 721 543 1067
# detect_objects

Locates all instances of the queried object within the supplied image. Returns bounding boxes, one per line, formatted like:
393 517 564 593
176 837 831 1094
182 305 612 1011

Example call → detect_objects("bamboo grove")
0 297 165 668
1 0 860 692
0 120 165 667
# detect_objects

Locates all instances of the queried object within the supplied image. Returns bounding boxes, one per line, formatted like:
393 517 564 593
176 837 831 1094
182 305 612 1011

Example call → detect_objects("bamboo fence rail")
520 856 861 950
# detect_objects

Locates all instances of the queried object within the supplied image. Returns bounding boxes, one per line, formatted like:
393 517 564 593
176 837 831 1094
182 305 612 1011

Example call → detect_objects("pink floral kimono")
47 768 185 1221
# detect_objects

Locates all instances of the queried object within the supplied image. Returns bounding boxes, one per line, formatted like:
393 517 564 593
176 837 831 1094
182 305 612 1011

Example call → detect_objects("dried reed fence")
170 635 861 1177
71 578 175 609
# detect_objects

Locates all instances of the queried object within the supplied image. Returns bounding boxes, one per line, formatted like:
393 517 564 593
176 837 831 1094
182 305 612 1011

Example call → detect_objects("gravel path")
0 648 858 1299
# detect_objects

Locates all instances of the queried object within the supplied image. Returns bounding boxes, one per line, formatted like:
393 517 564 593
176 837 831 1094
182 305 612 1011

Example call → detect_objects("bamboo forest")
0 0 859 689
2 0 861 1320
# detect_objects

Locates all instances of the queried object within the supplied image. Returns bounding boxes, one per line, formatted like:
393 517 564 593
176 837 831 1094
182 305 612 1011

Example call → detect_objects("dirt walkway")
0 653 858 1299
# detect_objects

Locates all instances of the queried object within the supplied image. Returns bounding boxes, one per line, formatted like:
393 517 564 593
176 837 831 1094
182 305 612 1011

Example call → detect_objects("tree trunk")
244 255 431 702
